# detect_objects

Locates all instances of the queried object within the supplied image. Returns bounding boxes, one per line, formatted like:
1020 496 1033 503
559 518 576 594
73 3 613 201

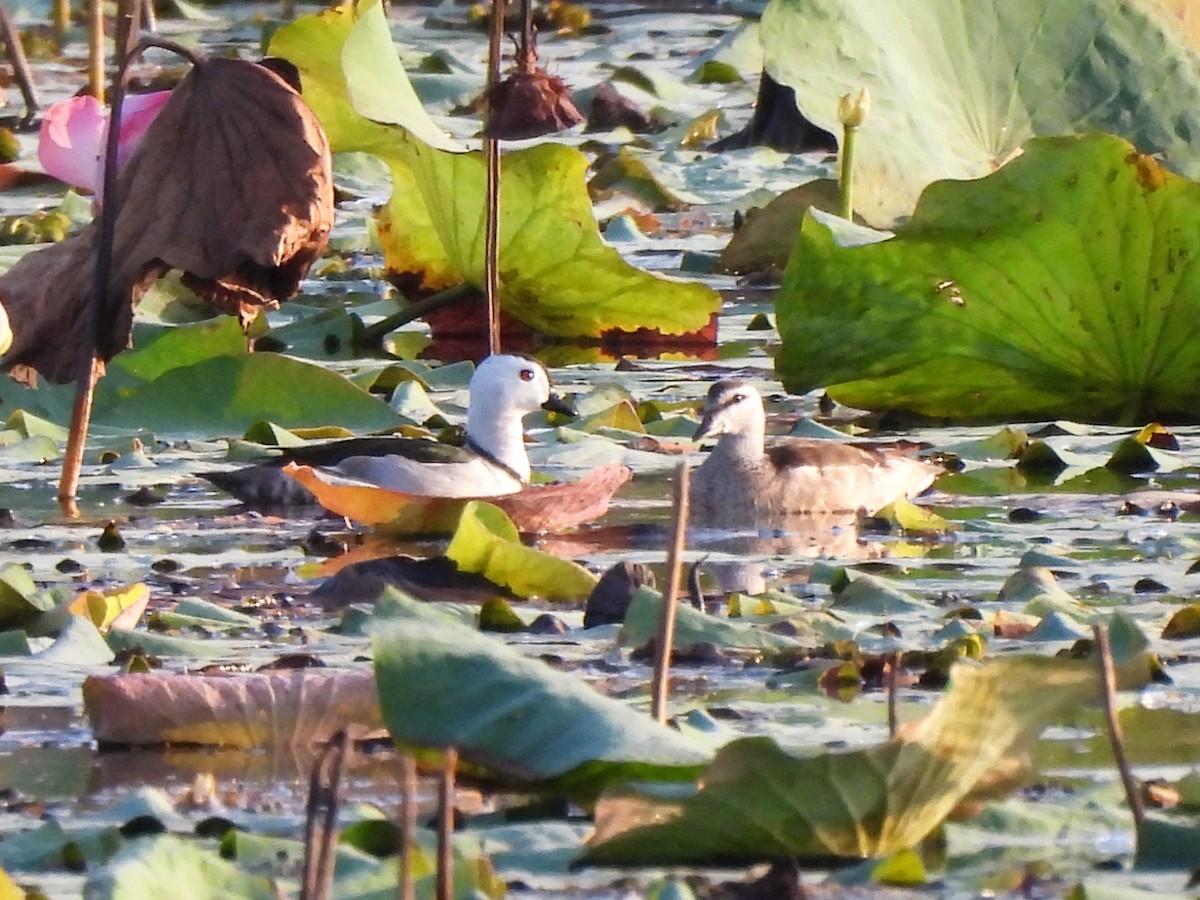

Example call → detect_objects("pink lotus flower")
38 91 172 199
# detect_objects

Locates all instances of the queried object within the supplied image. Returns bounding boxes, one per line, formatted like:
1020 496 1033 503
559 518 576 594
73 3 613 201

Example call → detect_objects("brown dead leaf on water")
0 56 333 384
84 669 383 747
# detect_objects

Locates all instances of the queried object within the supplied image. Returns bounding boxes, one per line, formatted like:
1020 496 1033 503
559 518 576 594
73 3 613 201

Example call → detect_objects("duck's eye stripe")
520 369 535 381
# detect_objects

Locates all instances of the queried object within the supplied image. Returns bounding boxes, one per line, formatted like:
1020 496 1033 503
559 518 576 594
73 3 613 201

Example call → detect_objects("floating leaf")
67 583 149 633
84 834 277 900
371 588 711 798
777 135 1200 423
92 353 403 437
620 586 799 653
83 670 382 747
1162 604 1200 639
583 645 1151 865
445 502 597 601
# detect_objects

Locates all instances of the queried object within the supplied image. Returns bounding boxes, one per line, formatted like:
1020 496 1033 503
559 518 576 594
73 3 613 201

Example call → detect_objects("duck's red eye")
519 369 535 382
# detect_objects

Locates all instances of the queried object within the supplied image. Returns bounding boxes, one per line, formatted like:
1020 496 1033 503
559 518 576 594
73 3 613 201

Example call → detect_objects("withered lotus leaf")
0 57 333 384
83 669 382 748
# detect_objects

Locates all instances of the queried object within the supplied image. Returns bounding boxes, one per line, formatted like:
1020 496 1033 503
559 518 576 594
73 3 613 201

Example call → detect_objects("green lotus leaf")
776 135 1200 423
444 501 598 602
761 0 1200 225
582 634 1151 865
371 588 712 800
270 0 719 338
92 353 403 438
84 834 277 900
619 586 800 653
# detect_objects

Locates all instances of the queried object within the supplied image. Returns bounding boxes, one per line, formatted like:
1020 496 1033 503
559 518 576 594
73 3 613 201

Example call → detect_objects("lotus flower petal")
37 91 171 196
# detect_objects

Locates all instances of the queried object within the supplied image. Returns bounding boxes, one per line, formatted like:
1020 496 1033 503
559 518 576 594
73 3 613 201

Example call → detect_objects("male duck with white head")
690 380 940 523
334 353 572 497
206 354 572 507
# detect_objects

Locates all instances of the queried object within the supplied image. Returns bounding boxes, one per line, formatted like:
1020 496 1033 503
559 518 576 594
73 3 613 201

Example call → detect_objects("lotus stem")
87 0 104 101
397 753 417 900
114 0 141 69
58 356 99 515
482 0 508 356
887 650 900 737
0 2 39 124
302 731 349 900
651 459 691 724
357 283 480 346
436 748 458 900
1092 623 1144 827
837 87 869 221
59 36 203 511
52 0 70 43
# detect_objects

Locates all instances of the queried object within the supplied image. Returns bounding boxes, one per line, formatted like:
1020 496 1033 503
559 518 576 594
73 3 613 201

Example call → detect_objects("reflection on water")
689 512 897 594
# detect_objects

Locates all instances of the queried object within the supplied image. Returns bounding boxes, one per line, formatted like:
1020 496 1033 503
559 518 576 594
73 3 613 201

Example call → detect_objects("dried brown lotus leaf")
0 56 333 384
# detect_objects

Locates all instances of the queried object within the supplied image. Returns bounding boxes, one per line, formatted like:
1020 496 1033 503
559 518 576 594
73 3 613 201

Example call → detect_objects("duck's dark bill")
693 413 717 441
542 392 576 417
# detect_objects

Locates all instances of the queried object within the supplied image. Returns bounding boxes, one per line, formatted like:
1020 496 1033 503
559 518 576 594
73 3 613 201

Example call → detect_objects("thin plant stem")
358 283 478 346
87 0 104 101
436 748 458 900
651 460 690 724
301 731 350 900
482 0 507 356
57 356 100 514
0 1 39 123
113 0 141 70
484 140 501 355
52 0 71 44
886 651 900 738
1092 623 1144 827
838 125 857 220
397 753 417 900
58 36 203 511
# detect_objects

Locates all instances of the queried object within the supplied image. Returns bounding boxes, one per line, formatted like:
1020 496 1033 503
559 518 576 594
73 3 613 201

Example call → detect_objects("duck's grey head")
693 380 765 441
470 354 574 419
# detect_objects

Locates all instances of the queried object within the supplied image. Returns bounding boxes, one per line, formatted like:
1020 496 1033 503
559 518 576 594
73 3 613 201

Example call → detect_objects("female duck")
690 380 940 523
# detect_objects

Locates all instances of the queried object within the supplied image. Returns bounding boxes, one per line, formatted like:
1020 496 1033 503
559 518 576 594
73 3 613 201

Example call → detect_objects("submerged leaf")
777 135 1200 423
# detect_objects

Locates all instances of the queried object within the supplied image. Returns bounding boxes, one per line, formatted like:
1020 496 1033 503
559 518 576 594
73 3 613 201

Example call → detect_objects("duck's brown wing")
765 439 893 470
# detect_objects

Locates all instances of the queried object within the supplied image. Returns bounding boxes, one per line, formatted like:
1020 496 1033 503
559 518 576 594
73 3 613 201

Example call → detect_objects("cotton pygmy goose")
689 380 940 523
206 354 572 506
333 353 573 497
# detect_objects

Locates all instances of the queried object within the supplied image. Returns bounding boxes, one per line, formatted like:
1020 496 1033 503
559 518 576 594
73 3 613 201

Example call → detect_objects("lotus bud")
837 87 870 130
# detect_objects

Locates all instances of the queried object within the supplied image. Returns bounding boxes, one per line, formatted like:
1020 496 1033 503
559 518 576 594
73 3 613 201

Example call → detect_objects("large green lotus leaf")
776 135 1200 424
269 2 719 338
444 501 598 602
582 639 1151 865
371 588 712 799
761 0 1200 225
92 354 403 437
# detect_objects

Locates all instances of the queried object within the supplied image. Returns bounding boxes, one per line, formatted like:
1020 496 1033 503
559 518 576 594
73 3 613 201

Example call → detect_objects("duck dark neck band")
464 437 528 485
